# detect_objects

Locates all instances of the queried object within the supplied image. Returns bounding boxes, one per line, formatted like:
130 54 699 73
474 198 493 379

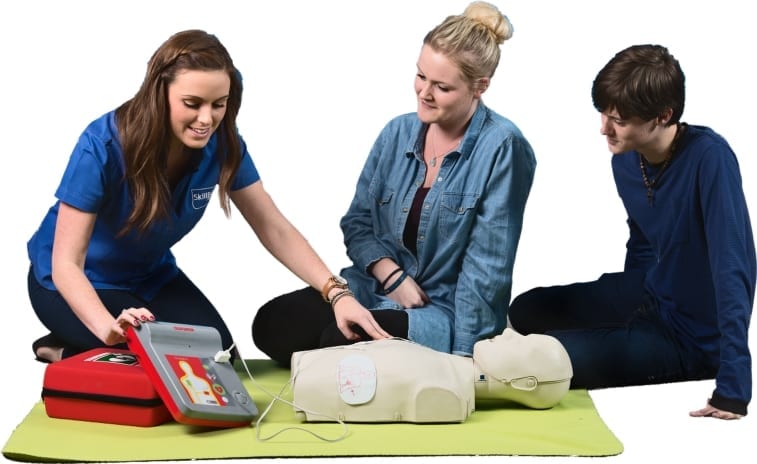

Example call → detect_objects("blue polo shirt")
27 111 260 300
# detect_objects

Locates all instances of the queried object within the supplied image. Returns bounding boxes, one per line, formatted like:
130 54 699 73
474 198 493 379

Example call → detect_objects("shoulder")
480 105 526 138
683 125 732 153
680 125 739 169
70 110 124 170
77 111 121 151
470 104 534 163
474 104 532 157
380 112 422 135
370 112 423 154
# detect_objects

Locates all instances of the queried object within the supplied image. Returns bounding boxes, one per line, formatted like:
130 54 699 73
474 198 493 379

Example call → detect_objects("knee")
508 289 541 333
251 296 283 344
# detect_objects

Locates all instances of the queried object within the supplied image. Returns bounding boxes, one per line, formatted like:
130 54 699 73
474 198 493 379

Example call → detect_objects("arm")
623 218 655 272
51 203 153 345
453 136 536 355
692 145 755 418
230 181 391 341
339 124 429 307
340 129 404 283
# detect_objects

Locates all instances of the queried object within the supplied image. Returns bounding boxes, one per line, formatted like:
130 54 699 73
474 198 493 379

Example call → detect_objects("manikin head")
473 329 573 409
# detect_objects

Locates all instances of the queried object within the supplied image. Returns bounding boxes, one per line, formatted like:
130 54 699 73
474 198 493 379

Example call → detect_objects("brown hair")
592 44 685 124
115 29 243 234
424 1 513 88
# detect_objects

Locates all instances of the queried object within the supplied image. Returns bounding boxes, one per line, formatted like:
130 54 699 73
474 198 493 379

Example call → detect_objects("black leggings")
252 286 409 367
28 266 235 359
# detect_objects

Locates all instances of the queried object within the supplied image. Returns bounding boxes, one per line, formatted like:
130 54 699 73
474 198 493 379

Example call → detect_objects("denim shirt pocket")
439 192 479 244
368 177 395 206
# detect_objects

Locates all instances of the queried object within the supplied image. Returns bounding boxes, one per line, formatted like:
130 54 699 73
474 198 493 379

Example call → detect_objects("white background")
1 1 755 463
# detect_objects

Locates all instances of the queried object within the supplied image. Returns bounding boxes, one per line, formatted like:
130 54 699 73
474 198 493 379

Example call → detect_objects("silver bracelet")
329 289 354 308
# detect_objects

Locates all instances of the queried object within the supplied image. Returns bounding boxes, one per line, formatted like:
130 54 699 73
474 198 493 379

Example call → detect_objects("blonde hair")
424 1 513 87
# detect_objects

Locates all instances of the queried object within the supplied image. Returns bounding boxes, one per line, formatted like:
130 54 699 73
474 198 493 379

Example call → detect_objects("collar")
405 102 489 161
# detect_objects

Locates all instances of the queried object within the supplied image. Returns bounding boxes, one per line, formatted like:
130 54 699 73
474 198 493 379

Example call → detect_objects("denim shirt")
339 103 536 356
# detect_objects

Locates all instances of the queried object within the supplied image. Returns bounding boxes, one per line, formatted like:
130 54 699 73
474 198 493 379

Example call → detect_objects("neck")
640 123 679 165
429 123 464 148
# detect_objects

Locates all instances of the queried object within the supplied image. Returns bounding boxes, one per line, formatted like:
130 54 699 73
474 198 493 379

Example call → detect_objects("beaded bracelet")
329 289 354 308
380 267 403 289
383 271 408 295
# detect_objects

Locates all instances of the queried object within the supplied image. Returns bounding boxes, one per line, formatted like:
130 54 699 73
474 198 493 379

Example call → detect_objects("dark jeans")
508 270 715 389
28 266 235 359
252 286 409 367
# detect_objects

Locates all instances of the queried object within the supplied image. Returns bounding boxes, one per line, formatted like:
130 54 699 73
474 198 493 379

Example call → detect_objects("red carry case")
41 348 172 427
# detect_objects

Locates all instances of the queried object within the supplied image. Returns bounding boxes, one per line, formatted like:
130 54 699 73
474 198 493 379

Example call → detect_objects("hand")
386 274 429 309
103 307 155 345
689 401 743 420
332 296 392 342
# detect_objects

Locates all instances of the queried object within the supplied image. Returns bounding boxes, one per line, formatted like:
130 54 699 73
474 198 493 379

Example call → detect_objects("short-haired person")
27 29 390 363
252 1 536 365
508 44 755 420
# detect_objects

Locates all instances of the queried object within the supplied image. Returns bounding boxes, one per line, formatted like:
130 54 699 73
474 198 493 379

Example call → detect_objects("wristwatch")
321 275 349 302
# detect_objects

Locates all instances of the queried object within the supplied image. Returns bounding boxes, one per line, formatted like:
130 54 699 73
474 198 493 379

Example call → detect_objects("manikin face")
474 328 573 381
473 329 572 409
167 69 230 150
477 328 531 360
599 108 659 155
414 45 481 129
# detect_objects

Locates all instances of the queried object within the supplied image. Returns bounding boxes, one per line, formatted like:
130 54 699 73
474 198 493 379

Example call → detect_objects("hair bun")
463 1 513 44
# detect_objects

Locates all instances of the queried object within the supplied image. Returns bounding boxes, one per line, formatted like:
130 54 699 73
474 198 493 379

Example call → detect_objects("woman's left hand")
386 275 429 309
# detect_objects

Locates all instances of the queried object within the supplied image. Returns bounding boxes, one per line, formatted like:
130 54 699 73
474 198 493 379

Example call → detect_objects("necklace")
426 127 462 167
639 122 686 206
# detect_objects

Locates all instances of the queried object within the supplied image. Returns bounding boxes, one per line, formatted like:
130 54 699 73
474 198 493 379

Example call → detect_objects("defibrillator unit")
126 321 258 428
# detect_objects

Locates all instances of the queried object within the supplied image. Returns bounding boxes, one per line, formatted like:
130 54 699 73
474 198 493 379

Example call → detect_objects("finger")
125 307 155 321
689 408 710 417
338 324 360 341
118 310 142 327
362 319 392 339
712 411 742 420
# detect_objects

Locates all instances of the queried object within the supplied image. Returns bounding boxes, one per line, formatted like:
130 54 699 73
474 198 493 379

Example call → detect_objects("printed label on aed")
337 354 377 405
85 352 139 366
166 355 227 406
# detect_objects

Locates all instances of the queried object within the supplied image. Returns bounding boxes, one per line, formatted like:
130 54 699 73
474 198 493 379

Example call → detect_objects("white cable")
230 344 349 443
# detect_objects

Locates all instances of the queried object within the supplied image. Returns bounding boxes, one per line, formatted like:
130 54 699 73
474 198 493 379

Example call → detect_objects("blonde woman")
254 2 536 366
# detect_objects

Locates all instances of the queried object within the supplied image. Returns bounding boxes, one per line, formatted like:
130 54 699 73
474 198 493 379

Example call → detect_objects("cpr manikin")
289 329 572 423
473 328 573 409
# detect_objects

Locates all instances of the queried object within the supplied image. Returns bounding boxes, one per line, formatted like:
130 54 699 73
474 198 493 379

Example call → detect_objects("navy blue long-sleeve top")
612 124 755 415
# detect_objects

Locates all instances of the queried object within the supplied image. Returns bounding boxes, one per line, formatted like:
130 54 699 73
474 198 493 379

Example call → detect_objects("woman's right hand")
332 297 392 342
386 275 429 309
103 307 155 345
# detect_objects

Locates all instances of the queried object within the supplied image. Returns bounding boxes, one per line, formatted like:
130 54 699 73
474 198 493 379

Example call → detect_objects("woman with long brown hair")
28 29 389 363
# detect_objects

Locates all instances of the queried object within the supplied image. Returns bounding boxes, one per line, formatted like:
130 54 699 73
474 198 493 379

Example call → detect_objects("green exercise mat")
2 359 622 462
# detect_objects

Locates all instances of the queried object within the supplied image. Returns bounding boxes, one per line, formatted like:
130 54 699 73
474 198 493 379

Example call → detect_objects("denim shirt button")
402 207 408 213
419 235 425 241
